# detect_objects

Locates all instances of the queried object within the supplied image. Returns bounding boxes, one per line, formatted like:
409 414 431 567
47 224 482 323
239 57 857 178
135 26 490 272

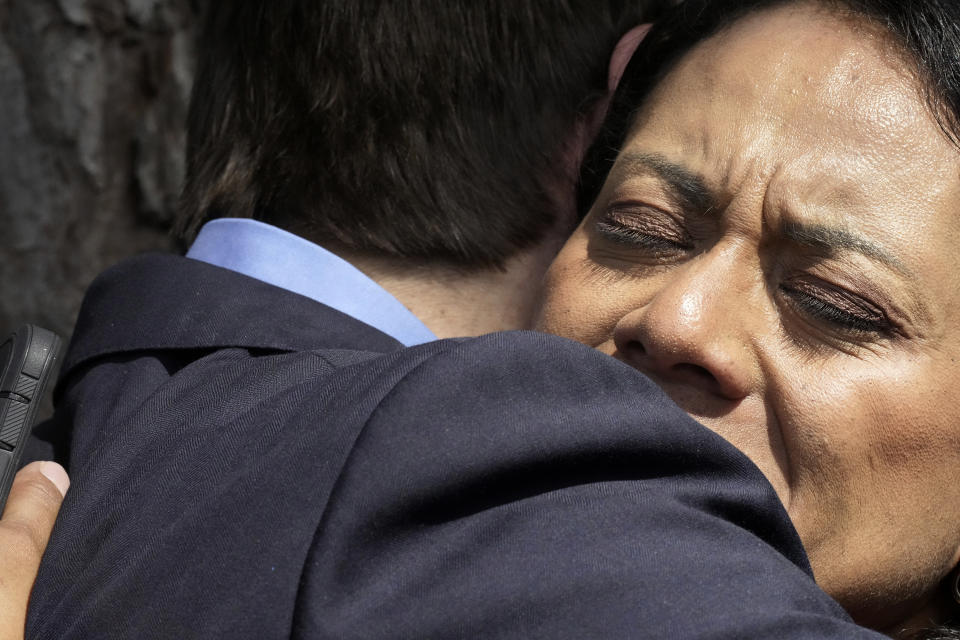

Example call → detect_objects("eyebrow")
781 221 910 276
617 152 715 213
615 151 911 277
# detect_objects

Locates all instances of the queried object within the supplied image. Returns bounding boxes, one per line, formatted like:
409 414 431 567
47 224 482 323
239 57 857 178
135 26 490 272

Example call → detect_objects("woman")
537 0 960 636
26 1 960 638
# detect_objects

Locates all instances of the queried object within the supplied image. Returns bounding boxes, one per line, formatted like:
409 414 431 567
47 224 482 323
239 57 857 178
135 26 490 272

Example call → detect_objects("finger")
0 462 69 640
0 462 69 562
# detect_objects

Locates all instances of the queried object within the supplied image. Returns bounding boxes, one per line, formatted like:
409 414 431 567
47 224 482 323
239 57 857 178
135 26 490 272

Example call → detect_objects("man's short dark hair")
178 0 666 268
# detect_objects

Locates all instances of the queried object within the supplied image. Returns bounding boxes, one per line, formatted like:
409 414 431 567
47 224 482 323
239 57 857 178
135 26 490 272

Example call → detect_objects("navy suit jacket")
26 254 882 638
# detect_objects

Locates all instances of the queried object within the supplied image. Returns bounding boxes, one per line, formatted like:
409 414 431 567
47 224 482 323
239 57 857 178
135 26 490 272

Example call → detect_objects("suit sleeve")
289 331 884 639
27 328 883 639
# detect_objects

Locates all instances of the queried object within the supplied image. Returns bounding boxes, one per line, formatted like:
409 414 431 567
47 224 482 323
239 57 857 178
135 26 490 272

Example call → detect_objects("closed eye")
595 220 692 252
780 279 892 335
594 204 694 255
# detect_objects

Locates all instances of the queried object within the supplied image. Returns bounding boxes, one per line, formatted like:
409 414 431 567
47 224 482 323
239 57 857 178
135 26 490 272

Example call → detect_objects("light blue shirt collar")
185 218 436 347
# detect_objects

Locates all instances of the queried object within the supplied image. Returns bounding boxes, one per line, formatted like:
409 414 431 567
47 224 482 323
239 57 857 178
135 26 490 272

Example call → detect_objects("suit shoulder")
356 330 658 406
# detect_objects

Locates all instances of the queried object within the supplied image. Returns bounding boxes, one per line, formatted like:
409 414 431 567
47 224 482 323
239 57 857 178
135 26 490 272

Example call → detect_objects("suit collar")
186 219 436 346
61 253 404 380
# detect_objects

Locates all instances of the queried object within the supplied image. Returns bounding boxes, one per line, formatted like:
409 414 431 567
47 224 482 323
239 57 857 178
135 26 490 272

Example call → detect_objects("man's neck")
343 235 566 339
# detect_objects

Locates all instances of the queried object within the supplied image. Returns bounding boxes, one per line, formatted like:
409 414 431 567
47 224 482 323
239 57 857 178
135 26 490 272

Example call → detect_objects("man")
26 0 654 461
25 1 881 638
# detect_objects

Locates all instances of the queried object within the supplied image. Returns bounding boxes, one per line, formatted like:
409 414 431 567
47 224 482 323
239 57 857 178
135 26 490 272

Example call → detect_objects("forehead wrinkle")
634 8 950 254
606 4 960 347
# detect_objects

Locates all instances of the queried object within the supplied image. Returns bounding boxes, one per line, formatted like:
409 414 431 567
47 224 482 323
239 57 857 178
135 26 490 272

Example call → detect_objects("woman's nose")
612 256 759 402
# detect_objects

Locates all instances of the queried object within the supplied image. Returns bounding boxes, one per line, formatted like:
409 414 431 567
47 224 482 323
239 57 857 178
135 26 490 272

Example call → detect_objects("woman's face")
537 4 960 628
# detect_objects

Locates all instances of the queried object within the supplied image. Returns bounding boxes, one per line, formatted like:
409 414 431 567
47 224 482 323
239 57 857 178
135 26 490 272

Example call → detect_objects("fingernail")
35 461 70 497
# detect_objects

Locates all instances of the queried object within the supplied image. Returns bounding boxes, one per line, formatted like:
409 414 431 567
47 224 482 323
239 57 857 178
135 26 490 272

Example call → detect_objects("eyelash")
779 282 892 335
595 212 894 338
595 212 693 253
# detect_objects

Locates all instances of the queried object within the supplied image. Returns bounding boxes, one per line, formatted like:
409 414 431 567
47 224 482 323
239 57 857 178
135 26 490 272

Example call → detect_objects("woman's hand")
0 462 69 640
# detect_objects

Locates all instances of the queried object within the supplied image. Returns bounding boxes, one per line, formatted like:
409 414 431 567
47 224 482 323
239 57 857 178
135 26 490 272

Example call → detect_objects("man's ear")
552 23 652 224
609 24 652 93
578 23 651 149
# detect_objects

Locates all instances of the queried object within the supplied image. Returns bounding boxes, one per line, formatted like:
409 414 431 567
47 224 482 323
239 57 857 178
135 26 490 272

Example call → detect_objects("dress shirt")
186 218 436 346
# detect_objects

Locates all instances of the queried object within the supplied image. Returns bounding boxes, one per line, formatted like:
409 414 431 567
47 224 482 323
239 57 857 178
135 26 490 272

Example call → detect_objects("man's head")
178 0 666 270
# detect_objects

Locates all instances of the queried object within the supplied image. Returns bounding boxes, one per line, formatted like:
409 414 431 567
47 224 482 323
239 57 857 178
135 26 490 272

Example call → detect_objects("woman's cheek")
539 248 619 346
547 284 637 348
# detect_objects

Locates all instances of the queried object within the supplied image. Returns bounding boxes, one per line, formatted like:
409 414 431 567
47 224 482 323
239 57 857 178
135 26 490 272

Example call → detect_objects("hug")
11 0 960 638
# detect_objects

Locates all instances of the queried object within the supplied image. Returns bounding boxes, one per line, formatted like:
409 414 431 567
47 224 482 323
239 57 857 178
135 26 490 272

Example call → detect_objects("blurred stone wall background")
0 0 199 344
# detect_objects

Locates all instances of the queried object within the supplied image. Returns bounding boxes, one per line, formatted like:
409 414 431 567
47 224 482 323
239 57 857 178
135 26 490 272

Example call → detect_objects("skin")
537 3 960 632
0 462 68 640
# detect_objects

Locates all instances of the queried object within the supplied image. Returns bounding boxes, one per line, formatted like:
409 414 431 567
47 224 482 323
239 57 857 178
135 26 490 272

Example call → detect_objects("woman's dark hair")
178 0 670 268
578 0 960 216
